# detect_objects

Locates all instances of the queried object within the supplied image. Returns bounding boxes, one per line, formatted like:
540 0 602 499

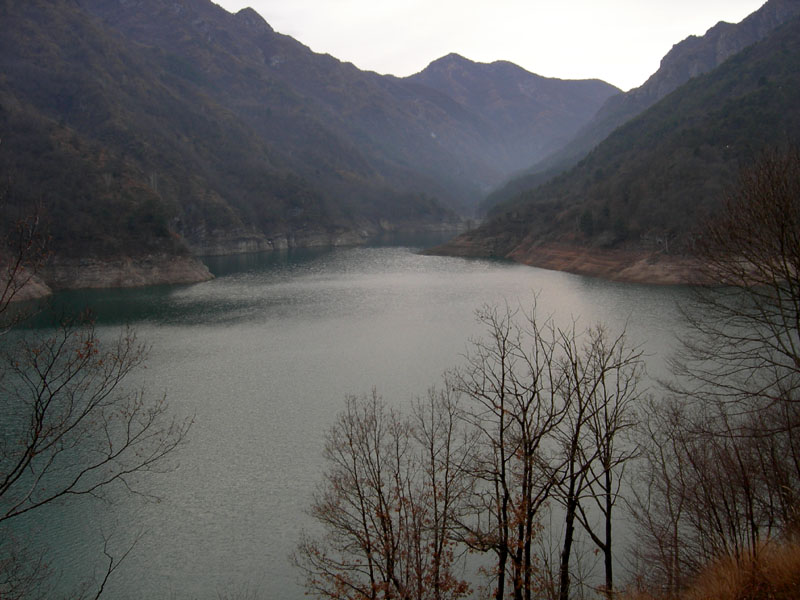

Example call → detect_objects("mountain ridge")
484 0 800 213
431 10 800 284
407 53 618 174
0 0 617 293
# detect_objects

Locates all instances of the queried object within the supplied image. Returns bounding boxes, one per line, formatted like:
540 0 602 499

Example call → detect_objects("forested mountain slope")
484 0 800 212
432 14 800 283
0 0 617 292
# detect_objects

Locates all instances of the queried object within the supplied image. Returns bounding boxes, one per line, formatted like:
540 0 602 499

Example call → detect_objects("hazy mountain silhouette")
484 0 800 212
407 53 617 174
432 11 800 276
0 0 616 272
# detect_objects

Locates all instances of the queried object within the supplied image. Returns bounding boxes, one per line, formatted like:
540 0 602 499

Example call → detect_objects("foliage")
623 539 800 600
467 15 800 257
0 209 191 597
680 539 800 600
295 388 473 600
627 149 800 598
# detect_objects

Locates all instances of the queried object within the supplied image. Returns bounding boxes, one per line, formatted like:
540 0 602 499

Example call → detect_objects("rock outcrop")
40 255 213 291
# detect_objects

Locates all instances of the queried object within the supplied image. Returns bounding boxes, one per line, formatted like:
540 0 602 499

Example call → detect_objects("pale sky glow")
214 0 767 91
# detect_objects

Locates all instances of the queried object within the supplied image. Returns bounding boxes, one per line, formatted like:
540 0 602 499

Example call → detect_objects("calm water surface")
12 239 692 599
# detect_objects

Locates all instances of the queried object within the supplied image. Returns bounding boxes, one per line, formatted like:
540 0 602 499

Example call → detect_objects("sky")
213 0 767 91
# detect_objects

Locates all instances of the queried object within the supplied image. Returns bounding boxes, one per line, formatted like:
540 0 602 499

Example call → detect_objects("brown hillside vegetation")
626 539 800 600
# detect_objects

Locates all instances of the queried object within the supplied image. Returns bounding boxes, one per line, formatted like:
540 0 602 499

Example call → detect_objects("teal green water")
7 240 691 599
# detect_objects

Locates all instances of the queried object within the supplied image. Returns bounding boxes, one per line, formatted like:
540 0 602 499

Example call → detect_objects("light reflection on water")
7 239 692 599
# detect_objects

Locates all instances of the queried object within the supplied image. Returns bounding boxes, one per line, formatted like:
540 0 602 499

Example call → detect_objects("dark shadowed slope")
431 14 800 284
484 0 800 213
0 0 620 294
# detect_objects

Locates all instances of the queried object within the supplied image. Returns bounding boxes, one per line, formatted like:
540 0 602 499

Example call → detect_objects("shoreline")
427 238 707 285
12 254 214 302
508 243 705 285
13 236 705 303
11 226 464 301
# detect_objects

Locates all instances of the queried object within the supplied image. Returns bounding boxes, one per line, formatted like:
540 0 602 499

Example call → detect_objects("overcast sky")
214 0 766 91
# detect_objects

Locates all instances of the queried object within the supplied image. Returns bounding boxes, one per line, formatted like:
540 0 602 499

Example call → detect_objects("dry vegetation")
299 150 800 600
624 537 800 600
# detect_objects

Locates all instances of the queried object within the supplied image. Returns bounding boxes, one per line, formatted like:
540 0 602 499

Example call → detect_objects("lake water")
7 237 692 599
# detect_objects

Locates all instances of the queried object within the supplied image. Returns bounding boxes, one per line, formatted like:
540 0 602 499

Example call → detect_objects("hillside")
0 0 619 294
406 53 617 174
1 0 450 263
83 0 617 210
431 13 800 283
483 0 800 213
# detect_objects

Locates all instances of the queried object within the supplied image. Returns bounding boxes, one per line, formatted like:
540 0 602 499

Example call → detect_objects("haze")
213 0 764 90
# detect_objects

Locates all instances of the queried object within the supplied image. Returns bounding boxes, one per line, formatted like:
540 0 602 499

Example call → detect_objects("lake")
7 236 692 599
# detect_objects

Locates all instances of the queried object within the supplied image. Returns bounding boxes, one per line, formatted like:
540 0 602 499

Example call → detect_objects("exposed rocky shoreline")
40 254 215 291
11 254 216 301
509 243 704 285
13 227 703 303
12 222 465 301
182 226 378 256
428 237 706 285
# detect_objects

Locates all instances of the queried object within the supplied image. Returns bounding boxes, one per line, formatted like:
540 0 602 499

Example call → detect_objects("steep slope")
406 53 618 174
0 0 392 266
79 0 480 212
432 14 800 283
0 0 620 294
484 0 800 212
80 0 618 212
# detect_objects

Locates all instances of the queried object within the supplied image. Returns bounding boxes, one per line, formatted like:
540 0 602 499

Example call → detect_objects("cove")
9 237 692 599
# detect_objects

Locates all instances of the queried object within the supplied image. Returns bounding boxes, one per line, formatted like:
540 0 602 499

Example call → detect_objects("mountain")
432 12 800 283
81 0 617 208
407 53 618 174
484 0 800 212
0 0 618 291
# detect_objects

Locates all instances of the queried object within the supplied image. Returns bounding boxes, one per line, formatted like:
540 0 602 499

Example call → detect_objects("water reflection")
6 241 692 599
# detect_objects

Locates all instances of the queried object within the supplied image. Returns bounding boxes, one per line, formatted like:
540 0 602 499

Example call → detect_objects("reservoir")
7 236 691 599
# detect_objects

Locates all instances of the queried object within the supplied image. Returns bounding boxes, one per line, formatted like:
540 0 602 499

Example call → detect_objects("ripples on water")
9 238 692 599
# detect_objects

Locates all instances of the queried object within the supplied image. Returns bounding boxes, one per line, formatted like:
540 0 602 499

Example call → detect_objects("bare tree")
454 303 567 600
454 304 642 600
0 208 48 331
0 321 188 522
628 397 692 598
410 381 477 600
295 388 473 600
0 211 191 597
629 149 800 597
629 394 794 598
562 326 642 599
676 148 800 540
678 147 800 411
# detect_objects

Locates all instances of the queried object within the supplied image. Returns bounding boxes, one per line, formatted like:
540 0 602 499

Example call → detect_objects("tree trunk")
604 476 613 597
559 493 577 600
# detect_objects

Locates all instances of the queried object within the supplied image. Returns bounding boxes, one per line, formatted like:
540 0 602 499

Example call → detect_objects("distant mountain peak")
423 53 474 70
494 0 800 203
235 6 272 32
424 53 524 72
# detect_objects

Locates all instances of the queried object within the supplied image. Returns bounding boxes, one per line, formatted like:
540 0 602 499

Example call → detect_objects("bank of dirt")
508 243 705 285
428 236 706 285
